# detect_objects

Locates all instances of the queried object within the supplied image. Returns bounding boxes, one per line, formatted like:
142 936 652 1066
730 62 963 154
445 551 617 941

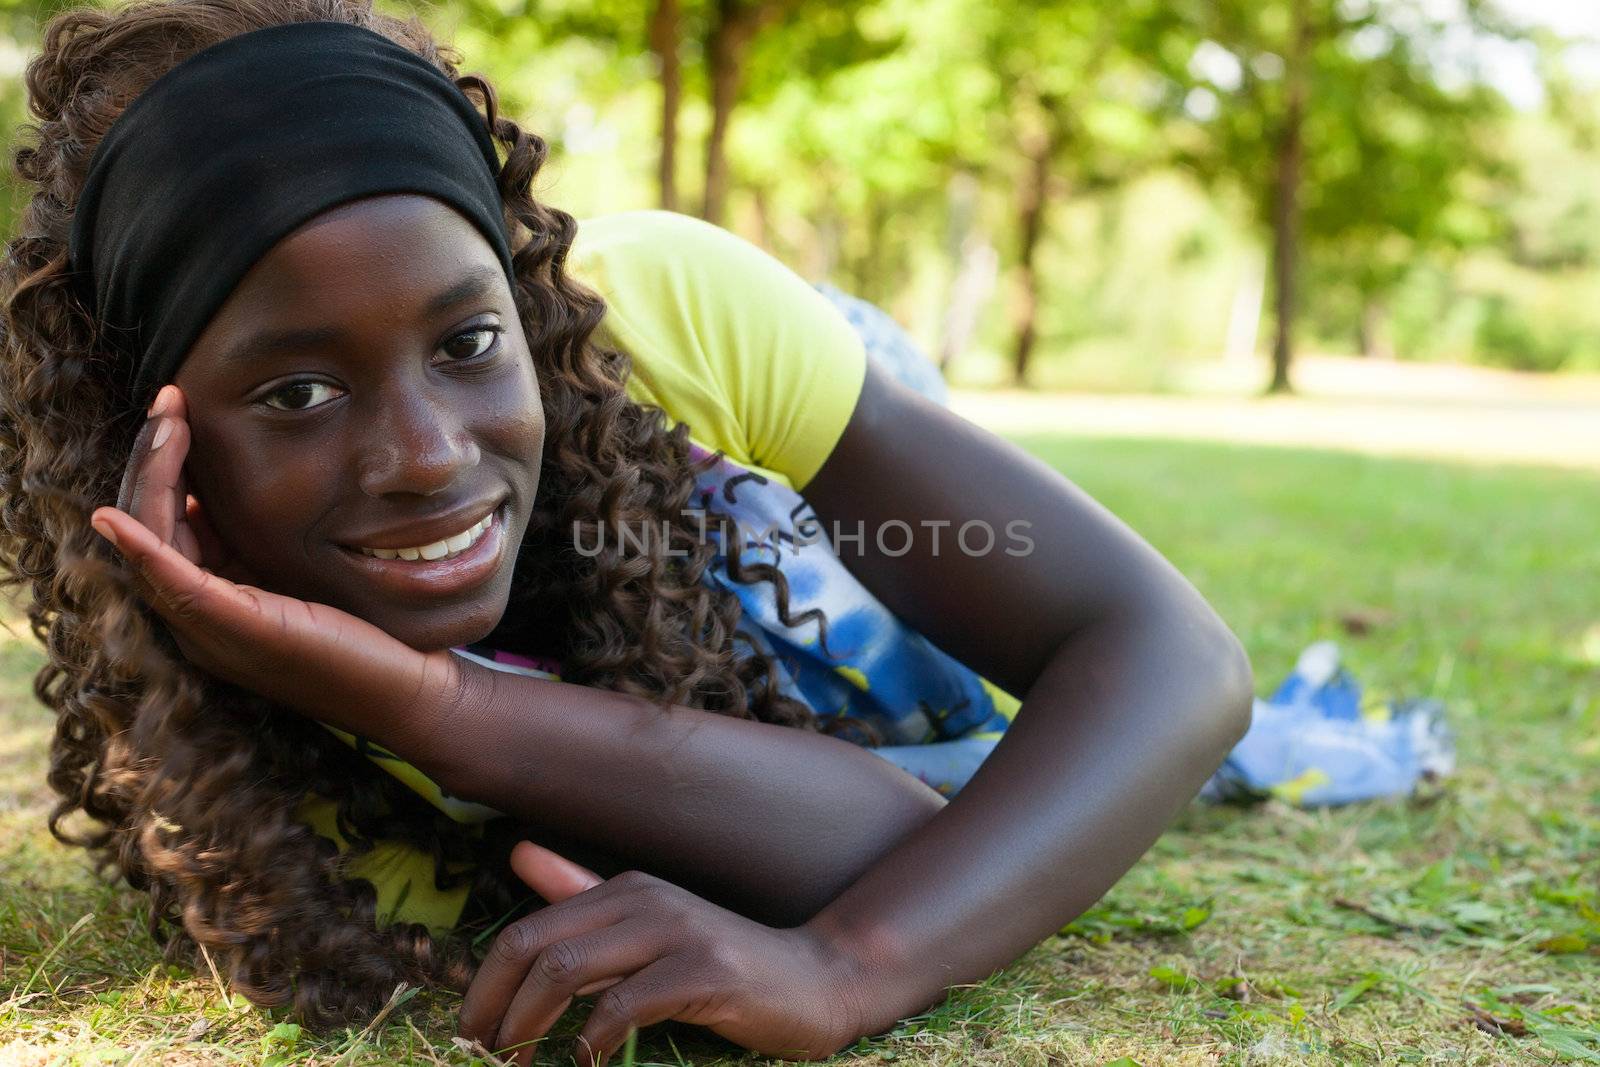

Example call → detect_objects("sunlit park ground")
2 360 1597 1065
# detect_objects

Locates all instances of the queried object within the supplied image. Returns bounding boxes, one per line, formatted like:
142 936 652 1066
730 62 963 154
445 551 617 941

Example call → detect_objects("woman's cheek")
193 439 334 573
486 357 546 470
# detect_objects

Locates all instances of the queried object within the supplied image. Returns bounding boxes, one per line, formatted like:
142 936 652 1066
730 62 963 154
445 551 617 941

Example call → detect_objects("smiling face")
173 193 543 653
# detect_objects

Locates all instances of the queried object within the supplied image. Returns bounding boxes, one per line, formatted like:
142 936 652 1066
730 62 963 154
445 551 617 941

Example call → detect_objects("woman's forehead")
249 194 495 287
181 195 508 377
215 198 500 313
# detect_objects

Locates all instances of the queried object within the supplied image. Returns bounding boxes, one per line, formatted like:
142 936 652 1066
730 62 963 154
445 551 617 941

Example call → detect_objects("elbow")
1147 568 1255 760
1198 619 1255 759
1136 586 1254 767
1119 566 1257 764
1217 627 1256 747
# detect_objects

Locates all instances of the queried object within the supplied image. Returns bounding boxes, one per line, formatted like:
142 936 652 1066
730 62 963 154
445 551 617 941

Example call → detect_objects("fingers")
114 384 191 550
143 417 191 548
458 879 641 1047
98 384 245 610
457 840 608 1053
113 418 182 547
183 493 225 568
493 922 659 1067
574 958 698 1067
89 502 259 633
174 494 204 566
509 840 605 903
114 386 169 515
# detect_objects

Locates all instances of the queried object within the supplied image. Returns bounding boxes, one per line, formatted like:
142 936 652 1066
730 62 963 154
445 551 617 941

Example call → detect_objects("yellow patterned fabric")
295 793 477 935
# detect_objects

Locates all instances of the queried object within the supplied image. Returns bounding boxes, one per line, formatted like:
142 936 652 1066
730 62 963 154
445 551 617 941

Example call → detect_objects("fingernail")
90 517 118 547
148 386 172 418
151 419 173 451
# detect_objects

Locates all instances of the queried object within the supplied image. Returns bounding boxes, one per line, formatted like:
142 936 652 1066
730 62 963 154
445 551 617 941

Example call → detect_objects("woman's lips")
336 501 508 599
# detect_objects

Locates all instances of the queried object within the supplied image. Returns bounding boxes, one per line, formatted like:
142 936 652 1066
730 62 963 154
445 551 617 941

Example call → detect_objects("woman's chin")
391 602 509 653
325 583 510 655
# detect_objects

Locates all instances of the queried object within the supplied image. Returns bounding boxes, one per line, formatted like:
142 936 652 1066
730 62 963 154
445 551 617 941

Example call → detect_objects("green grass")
3 433 1597 1065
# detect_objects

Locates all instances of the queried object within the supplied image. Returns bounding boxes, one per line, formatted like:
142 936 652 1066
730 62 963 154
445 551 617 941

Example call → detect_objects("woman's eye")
261 381 341 412
442 325 503 362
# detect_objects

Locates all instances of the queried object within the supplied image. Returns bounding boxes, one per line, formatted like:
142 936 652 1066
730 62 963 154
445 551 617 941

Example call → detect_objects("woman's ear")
508 839 604 903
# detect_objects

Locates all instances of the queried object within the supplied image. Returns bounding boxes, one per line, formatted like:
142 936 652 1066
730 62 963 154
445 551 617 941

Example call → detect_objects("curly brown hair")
0 0 876 1030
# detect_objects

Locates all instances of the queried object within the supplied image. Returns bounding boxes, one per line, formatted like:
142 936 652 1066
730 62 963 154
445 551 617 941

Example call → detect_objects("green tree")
494 0 881 222
974 0 1192 383
1178 0 1516 391
738 0 1194 382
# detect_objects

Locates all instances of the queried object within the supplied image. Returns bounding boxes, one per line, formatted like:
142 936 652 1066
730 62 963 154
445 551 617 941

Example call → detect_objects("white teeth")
357 511 493 562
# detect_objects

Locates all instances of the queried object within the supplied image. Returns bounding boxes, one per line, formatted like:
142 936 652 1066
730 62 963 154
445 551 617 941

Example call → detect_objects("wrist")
386 649 485 773
795 908 919 1048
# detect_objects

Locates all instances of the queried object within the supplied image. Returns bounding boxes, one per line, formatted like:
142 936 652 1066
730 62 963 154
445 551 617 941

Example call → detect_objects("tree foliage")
3 0 1593 382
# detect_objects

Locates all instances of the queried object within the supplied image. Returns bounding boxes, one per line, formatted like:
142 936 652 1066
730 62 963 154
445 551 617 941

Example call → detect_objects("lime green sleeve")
567 210 868 492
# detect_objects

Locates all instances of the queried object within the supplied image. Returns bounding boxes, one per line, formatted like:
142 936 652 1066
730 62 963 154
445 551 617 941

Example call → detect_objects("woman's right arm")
395 664 948 928
91 392 942 931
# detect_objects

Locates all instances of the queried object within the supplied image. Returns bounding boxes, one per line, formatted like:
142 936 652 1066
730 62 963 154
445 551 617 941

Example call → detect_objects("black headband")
67 19 516 410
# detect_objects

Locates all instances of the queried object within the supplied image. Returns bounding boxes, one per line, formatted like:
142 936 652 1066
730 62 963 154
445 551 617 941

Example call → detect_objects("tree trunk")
1225 250 1266 363
1268 0 1311 394
1358 297 1394 359
939 234 999 375
649 0 681 212
751 182 774 248
1012 122 1054 387
703 0 770 225
939 170 979 371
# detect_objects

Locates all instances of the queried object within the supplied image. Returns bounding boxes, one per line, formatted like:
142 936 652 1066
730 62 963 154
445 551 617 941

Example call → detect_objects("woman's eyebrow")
217 266 505 369
218 323 341 370
424 264 503 316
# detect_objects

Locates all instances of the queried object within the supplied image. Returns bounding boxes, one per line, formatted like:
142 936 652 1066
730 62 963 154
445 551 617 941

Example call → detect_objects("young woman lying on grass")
0 0 1253 1062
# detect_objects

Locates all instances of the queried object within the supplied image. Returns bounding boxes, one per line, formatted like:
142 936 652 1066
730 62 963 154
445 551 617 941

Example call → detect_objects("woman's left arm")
92 362 1252 1064
449 359 1254 1063
794 357 1255 1038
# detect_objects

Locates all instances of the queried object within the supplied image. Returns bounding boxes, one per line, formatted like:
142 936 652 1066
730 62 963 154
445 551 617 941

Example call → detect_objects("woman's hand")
461 840 871 1067
88 384 463 740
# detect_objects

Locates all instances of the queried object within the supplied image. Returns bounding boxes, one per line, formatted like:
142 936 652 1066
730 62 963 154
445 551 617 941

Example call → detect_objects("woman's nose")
356 394 481 498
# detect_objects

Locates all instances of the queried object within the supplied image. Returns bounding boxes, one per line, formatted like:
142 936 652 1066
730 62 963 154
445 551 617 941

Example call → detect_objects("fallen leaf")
1466 1007 1529 1037
1536 934 1590 954
1149 964 1195 990
1219 970 1251 1002
1339 608 1394 636
1331 972 1384 1013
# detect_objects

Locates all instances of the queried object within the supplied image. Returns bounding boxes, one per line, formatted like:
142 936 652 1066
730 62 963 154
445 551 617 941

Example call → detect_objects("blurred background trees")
3 0 1596 391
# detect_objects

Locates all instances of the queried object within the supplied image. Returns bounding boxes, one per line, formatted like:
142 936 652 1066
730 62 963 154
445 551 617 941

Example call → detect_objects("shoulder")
572 208 731 256
568 210 868 493
568 209 813 304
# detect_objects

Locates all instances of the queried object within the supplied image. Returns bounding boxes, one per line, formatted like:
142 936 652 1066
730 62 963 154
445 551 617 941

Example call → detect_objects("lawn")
2 432 1597 1065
